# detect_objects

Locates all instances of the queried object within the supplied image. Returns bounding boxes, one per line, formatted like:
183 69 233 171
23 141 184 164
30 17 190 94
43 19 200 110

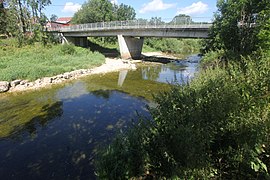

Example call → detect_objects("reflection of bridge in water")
49 19 212 59
117 55 199 86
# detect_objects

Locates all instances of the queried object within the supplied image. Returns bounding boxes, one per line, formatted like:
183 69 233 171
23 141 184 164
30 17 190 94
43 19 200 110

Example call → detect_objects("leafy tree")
149 17 164 26
115 3 135 21
203 0 270 57
0 0 7 34
72 0 114 24
50 14 58 21
170 14 192 25
3 0 51 46
257 7 270 50
72 0 136 24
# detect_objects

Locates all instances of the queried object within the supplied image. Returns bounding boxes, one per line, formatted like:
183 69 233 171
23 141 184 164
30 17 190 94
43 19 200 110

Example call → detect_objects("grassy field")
0 38 105 81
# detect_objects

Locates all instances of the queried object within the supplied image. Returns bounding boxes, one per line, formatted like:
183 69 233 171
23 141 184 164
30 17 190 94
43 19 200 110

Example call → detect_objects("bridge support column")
117 35 144 59
64 37 88 47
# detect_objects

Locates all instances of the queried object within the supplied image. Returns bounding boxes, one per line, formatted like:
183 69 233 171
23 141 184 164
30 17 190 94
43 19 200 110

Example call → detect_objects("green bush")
144 38 202 56
200 50 225 69
96 52 270 179
60 43 76 55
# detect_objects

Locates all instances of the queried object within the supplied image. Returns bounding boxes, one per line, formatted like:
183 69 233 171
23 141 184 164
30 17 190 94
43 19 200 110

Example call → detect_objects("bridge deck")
49 19 212 38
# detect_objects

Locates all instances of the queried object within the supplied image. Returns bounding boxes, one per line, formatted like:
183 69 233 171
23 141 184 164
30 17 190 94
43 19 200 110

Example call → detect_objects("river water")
0 55 200 179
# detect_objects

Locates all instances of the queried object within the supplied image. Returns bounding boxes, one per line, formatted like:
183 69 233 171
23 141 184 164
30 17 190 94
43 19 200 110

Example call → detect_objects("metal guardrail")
48 18 212 32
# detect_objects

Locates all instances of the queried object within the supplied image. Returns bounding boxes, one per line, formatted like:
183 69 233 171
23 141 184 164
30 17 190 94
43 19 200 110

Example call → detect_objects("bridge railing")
48 17 212 32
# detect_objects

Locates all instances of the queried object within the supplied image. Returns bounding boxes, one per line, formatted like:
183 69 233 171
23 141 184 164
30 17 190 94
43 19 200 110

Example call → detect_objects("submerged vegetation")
0 40 105 81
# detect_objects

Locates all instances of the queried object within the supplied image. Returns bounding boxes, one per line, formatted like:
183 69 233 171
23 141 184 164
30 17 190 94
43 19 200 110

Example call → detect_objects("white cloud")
62 2 81 13
177 1 208 16
110 0 118 5
139 0 176 14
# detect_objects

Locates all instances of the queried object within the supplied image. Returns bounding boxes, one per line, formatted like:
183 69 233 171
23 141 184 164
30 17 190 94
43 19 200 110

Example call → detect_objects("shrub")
60 43 76 55
96 52 270 179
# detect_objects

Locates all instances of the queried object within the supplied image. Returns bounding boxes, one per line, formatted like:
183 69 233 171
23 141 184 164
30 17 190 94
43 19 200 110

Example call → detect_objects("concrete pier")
117 35 144 59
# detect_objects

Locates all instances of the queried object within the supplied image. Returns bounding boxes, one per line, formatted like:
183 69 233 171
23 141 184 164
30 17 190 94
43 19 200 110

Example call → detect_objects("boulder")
42 77 52 84
10 80 22 87
0 81 10 92
20 80 28 85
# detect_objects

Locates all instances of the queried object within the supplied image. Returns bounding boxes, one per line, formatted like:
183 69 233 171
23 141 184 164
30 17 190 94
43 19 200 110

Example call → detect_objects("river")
0 55 200 179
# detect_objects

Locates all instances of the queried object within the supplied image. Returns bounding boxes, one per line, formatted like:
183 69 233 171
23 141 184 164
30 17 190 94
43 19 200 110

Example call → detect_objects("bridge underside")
61 28 209 59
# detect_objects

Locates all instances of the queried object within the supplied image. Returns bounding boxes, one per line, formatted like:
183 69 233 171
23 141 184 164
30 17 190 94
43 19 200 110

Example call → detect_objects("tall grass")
0 41 105 81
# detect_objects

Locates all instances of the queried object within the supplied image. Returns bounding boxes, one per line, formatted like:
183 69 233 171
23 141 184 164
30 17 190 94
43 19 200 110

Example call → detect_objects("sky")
44 0 218 22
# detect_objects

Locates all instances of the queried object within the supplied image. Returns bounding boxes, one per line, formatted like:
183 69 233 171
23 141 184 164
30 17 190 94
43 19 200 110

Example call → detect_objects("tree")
72 0 136 24
3 0 51 46
72 0 114 24
149 17 164 25
257 6 270 50
170 14 192 25
50 14 57 21
203 0 270 57
0 0 7 34
115 3 135 21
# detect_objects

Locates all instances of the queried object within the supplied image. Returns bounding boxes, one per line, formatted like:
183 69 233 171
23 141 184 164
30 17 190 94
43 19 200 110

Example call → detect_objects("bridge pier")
64 37 88 47
117 35 144 59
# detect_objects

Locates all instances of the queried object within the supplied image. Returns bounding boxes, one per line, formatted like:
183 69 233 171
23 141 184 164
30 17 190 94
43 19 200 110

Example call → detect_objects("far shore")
0 52 178 94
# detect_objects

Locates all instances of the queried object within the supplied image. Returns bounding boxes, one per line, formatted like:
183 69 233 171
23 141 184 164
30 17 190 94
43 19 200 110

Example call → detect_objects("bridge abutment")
117 35 144 59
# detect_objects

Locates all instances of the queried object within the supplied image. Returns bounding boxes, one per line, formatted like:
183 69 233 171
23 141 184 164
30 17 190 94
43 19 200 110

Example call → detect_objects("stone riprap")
0 81 10 92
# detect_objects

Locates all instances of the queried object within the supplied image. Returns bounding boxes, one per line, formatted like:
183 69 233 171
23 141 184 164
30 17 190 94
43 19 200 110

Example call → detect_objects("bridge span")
51 19 212 59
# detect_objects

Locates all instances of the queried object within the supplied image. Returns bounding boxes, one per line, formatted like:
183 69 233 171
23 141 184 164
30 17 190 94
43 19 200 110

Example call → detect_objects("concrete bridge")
51 19 212 59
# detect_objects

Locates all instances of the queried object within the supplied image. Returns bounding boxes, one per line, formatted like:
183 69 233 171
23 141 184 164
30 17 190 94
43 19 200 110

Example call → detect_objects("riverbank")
0 58 137 93
0 50 182 94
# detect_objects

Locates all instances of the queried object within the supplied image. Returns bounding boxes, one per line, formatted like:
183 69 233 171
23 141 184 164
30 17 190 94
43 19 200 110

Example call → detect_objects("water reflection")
118 70 128 87
141 58 198 84
0 55 200 179
0 89 150 179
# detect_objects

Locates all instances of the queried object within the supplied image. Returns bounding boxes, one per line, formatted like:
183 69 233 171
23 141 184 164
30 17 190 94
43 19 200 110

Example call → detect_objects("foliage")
60 44 76 55
202 0 270 58
115 3 136 21
72 0 136 24
257 8 270 50
170 14 192 24
0 1 6 34
50 14 58 21
96 52 270 179
2 0 51 46
0 39 105 81
200 50 225 69
144 38 202 56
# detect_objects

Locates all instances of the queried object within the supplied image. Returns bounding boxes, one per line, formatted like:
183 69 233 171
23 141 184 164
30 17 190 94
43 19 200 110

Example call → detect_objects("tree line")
0 0 51 46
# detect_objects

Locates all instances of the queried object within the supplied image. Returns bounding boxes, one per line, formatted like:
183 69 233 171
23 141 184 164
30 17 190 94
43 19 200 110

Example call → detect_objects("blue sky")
45 0 217 22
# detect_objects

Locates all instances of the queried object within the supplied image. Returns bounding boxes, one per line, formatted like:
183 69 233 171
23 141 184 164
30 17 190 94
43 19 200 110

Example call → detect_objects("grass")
0 39 105 81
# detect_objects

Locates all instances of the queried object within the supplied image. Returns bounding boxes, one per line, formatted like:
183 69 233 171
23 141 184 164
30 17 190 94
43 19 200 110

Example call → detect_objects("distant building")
46 17 72 31
55 17 72 24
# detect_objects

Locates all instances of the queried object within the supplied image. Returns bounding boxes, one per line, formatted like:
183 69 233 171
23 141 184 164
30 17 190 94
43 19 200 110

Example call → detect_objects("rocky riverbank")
0 58 137 93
